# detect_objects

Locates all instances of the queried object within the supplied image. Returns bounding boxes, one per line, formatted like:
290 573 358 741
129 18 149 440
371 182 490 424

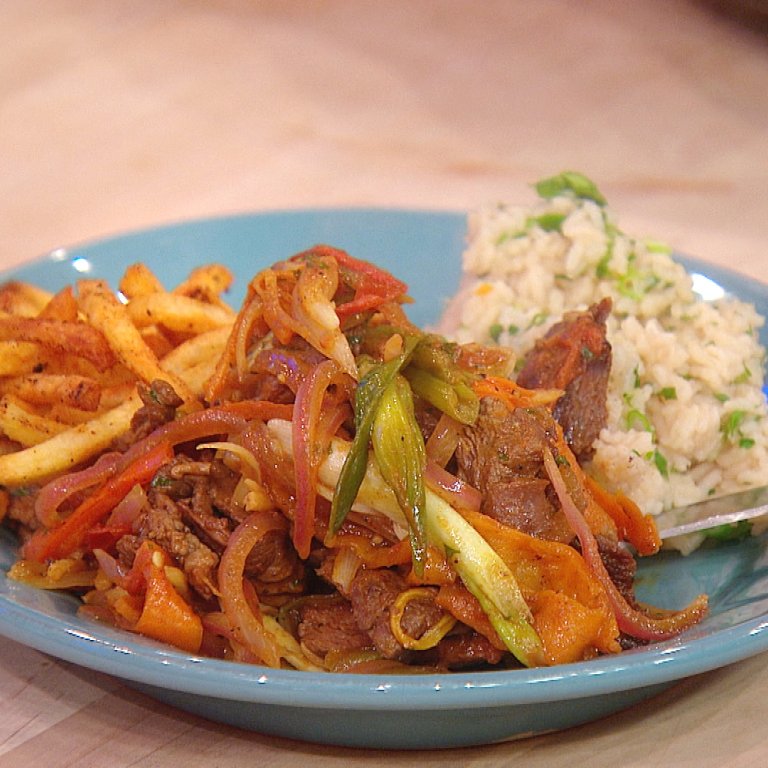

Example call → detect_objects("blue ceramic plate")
0 210 767 750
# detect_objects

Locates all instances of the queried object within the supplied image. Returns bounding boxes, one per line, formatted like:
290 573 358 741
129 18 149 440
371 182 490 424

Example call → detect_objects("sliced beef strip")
454 397 572 542
295 596 373 657
516 298 612 461
437 630 506 669
113 379 183 451
130 490 220 600
347 568 444 661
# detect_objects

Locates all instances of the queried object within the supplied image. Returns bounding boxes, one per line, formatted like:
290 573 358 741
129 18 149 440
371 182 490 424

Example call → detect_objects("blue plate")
0 209 767 750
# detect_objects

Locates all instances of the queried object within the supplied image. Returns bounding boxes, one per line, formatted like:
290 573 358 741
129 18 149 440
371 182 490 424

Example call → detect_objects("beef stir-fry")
2 247 707 672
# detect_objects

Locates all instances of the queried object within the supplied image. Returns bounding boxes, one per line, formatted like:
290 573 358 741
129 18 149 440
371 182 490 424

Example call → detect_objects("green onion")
404 367 479 425
534 171 607 206
424 491 544 667
658 387 677 401
489 322 503 343
329 337 419 535
371 375 428 572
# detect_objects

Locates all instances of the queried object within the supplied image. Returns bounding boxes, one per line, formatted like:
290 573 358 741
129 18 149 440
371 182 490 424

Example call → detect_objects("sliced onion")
35 451 122 527
542 448 707 641
425 413 462 468
292 359 354 559
330 545 362 593
218 510 288 667
424 461 482 513
106 483 149 528
92 547 127 585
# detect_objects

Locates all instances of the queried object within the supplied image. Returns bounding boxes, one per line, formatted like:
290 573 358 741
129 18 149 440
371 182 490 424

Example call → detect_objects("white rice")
440 185 768 541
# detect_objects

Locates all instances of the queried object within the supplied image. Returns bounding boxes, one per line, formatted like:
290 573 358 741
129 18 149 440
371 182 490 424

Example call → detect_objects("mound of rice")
441 173 768 540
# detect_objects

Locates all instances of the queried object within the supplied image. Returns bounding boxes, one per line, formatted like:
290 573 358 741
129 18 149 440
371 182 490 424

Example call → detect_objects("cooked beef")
437 631 505 669
597 534 637 604
295 596 372 657
517 298 612 461
132 490 220 599
5 488 40 536
113 379 183 451
454 397 572 542
348 568 444 660
156 453 303 587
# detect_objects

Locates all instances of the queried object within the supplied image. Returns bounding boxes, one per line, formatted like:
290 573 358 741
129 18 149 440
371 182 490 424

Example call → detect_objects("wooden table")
2 1 767 765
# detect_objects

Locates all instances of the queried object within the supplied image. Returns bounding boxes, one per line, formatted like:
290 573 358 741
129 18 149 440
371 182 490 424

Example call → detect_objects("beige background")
2 1 768 765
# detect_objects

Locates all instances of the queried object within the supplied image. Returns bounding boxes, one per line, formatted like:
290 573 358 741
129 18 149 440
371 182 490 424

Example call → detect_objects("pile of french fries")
0 263 236 492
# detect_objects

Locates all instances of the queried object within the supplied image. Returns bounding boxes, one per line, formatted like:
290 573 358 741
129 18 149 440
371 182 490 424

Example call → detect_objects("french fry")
0 281 54 317
2 374 101 412
0 341 47 377
0 394 70 447
48 403 107 426
118 263 165 299
0 390 142 486
140 325 175 359
126 292 235 334
77 279 198 406
160 326 232 376
38 286 80 322
173 264 233 307
0 315 117 372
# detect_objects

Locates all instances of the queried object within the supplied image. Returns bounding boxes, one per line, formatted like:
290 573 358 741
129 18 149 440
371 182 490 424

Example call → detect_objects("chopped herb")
528 312 548 328
596 253 611 279
632 367 642 388
658 387 677 401
530 212 567 232
507 324 520 335
581 346 595 361
555 454 570 467
626 409 652 432
644 239 673 254
489 323 503 343
740 437 756 449
734 365 752 385
534 171 607 206
653 450 669 479
497 449 510 463
704 520 752 542
714 392 729 403
722 410 747 441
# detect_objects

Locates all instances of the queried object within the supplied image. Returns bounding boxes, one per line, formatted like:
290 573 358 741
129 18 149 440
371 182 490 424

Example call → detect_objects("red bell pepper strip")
291 245 408 319
23 440 173 563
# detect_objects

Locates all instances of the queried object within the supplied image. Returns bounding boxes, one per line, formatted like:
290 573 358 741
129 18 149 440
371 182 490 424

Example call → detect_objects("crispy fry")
0 341 47 376
77 279 198 406
0 281 53 317
2 373 101 412
38 286 80 322
118 263 165 299
126 292 235 334
140 325 175 359
0 315 117 372
0 390 142 486
0 394 70 447
161 326 232 375
173 264 234 307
